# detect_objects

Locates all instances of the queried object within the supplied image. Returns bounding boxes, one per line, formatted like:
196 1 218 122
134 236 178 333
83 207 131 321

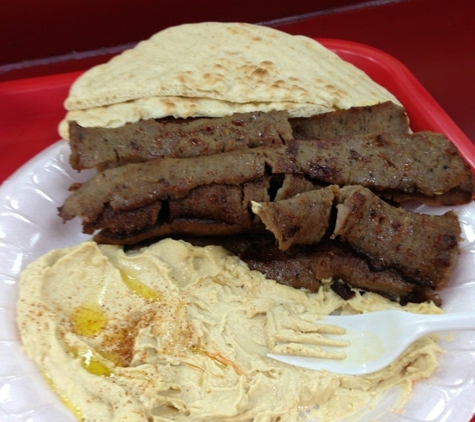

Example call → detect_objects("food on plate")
55 21 474 308
15 21 475 422
67 101 408 171
333 185 461 289
181 182 462 305
59 131 474 239
68 110 293 171
17 239 443 422
290 99 409 140
251 186 337 251
60 23 474 310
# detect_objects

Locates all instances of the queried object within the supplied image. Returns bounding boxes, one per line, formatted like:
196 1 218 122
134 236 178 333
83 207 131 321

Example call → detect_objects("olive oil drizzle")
120 270 161 301
71 304 108 337
66 270 163 384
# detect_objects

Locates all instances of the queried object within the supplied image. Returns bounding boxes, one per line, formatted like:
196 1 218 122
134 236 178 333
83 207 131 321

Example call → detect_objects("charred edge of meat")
94 220 269 245
330 279 441 306
330 280 356 300
399 287 441 306
83 202 162 235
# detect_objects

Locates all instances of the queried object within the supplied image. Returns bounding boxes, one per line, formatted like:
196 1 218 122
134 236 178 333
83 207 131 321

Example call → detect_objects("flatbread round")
59 22 400 139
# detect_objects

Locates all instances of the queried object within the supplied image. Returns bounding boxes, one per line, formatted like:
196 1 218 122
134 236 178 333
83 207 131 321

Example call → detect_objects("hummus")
17 239 442 421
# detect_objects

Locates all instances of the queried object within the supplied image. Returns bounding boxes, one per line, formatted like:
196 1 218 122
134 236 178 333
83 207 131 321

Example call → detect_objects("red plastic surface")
1 38 475 186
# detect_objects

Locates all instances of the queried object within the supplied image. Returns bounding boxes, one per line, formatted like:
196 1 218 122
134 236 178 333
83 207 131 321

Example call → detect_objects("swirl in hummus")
17 239 442 421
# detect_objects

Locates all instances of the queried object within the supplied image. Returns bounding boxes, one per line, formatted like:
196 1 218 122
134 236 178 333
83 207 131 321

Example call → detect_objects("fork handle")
414 311 475 335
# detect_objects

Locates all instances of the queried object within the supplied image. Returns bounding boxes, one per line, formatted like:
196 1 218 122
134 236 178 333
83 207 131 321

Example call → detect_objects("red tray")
1 38 474 184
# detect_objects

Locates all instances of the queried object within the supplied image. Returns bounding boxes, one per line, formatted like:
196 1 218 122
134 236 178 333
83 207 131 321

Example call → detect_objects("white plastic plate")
1 140 475 421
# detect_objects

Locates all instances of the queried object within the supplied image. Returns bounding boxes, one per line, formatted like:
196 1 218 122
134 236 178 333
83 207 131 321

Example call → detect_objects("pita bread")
59 22 401 139
58 96 337 139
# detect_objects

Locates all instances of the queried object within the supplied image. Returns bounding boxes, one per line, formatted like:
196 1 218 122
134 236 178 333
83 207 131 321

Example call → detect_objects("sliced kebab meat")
59 131 474 238
333 185 461 290
58 105 474 305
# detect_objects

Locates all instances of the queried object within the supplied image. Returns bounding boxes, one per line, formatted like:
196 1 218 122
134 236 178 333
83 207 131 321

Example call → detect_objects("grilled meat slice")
84 202 161 235
252 186 337 251
273 174 322 201
59 131 474 237
333 185 461 290
96 219 267 245
62 132 472 221
169 182 265 226
290 101 409 140
92 179 326 245
69 110 293 171
92 180 269 243
91 178 327 246
59 148 268 225
270 133 474 204
68 103 408 171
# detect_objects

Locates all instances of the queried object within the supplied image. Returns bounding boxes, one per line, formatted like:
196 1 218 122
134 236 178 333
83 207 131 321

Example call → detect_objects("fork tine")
274 329 350 347
270 343 347 360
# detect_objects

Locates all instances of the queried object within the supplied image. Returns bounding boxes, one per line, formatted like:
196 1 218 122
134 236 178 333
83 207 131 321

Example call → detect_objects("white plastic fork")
267 310 475 375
